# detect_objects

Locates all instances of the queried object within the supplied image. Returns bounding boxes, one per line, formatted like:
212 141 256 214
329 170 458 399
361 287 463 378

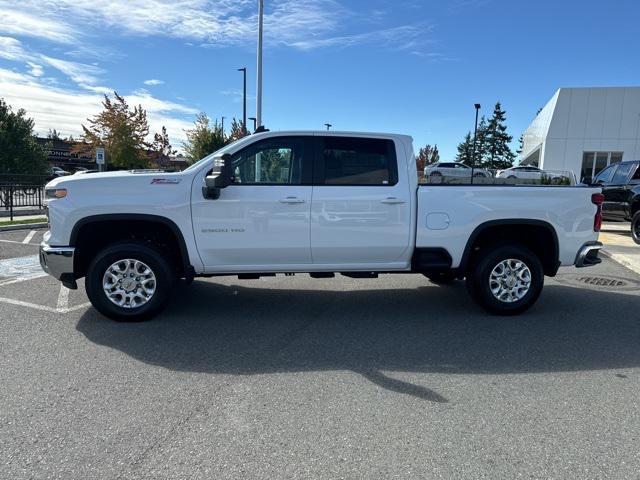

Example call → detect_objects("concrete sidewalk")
600 221 640 274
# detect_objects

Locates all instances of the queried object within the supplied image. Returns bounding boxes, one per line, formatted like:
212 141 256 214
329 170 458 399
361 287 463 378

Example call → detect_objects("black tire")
465 244 544 315
85 242 174 321
426 271 458 285
632 211 640 246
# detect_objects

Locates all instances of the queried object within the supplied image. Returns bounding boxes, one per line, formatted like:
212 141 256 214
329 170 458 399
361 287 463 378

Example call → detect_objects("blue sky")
0 0 639 159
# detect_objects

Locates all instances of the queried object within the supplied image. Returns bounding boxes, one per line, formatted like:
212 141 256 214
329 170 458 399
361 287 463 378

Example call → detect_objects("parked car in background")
424 162 491 179
48 167 70 180
587 160 640 244
496 166 571 184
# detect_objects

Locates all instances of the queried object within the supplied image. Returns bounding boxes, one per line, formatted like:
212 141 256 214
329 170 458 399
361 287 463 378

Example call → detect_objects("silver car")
424 162 491 179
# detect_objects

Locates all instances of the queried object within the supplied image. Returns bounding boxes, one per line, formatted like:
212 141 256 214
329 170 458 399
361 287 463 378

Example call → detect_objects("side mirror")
202 153 233 200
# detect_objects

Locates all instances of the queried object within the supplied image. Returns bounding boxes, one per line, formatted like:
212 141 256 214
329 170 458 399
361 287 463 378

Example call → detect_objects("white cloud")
0 0 425 52
26 62 43 77
0 36 28 60
144 79 164 86
0 9 77 44
40 55 104 86
0 67 196 148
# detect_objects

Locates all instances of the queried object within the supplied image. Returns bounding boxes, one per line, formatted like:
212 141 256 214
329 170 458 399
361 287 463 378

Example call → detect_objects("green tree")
76 92 151 169
47 128 61 140
455 132 475 165
149 126 176 169
0 98 48 176
516 134 524 156
416 144 440 171
484 102 515 169
182 113 226 163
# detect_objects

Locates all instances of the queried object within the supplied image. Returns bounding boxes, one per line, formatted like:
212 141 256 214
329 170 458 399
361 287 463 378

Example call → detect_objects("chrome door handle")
279 197 305 204
380 197 405 204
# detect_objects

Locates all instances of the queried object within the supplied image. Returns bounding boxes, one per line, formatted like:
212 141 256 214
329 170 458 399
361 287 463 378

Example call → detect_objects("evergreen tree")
455 132 475 165
484 102 515 169
474 116 489 166
0 98 48 176
182 113 226 163
150 126 176 169
76 92 151 169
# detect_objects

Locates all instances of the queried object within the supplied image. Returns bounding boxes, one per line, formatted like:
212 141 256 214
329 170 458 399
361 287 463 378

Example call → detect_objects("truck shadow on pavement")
76 280 640 403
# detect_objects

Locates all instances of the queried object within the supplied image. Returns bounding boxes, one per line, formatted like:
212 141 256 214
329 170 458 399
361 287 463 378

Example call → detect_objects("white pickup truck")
40 131 603 321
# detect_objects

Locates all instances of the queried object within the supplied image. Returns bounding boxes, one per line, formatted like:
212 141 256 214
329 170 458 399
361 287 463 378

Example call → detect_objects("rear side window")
321 137 398 186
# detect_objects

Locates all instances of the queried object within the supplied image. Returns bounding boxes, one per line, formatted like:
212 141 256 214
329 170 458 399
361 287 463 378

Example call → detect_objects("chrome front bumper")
39 242 76 287
575 241 603 268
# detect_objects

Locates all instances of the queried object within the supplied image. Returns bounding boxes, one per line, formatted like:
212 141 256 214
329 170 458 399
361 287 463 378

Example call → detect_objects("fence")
0 175 47 221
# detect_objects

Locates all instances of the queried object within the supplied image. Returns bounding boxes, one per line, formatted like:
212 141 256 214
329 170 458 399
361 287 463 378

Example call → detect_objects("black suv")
587 160 640 244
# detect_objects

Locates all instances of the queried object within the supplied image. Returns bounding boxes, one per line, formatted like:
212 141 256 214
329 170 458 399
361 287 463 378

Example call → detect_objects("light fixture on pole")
238 67 247 133
325 123 332 131
256 0 264 129
471 103 481 184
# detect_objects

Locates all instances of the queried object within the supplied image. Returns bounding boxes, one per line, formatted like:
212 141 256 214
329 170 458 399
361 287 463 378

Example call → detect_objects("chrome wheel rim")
489 258 532 303
102 259 156 309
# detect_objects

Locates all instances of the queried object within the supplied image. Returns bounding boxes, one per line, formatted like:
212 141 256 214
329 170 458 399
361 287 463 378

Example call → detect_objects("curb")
600 248 640 276
0 222 48 232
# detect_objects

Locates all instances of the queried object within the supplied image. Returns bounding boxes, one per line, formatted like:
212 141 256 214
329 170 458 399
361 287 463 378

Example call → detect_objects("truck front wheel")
85 242 174 321
631 211 640 245
466 245 543 315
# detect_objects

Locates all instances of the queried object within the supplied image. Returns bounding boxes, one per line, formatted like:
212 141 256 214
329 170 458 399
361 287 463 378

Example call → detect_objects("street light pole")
256 0 264 128
221 116 225 140
471 103 481 184
325 123 332 131
238 67 247 134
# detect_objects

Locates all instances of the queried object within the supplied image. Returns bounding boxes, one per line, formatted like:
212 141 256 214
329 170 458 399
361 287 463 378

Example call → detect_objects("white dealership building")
520 87 640 180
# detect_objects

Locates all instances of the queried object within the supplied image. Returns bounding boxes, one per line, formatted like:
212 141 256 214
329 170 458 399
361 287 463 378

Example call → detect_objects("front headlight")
45 188 67 199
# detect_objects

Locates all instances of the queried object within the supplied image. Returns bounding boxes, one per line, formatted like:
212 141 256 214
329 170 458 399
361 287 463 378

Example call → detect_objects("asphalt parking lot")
2 228 640 479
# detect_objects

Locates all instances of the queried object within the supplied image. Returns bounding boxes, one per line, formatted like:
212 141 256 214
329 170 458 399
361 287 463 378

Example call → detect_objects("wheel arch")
458 219 560 277
70 213 191 278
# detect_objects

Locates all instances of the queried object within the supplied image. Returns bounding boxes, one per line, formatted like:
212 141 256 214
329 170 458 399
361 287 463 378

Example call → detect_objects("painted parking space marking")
0 296 90 314
22 230 37 244
56 285 70 310
0 255 47 284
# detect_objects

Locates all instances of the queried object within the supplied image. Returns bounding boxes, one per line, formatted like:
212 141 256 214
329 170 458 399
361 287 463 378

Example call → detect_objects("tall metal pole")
471 103 481 184
221 116 225 140
256 0 264 128
238 67 247 133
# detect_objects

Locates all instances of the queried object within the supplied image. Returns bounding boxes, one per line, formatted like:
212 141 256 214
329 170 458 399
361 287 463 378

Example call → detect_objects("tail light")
592 193 604 232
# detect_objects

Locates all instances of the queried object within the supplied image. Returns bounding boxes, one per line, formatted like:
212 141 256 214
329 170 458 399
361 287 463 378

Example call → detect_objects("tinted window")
594 165 616 184
439 163 456 168
322 137 397 185
611 162 635 184
231 137 305 184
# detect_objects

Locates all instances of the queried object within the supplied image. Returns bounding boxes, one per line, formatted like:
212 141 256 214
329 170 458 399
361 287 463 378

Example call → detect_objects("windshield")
182 136 251 172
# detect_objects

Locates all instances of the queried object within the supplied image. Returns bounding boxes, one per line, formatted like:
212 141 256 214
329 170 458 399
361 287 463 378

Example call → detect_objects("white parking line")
0 296 91 314
56 285 70 310
22 230 37 244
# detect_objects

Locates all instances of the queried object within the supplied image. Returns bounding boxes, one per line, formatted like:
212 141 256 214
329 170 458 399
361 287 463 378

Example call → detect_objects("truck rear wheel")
85 242 173 321
466 244 543 315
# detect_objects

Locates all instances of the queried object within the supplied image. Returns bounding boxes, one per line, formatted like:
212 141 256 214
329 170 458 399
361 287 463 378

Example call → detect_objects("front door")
310 136 412 268
606 162 636 219
192 136 314 271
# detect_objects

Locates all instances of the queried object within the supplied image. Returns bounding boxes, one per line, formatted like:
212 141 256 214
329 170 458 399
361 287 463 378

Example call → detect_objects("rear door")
310 136 412 268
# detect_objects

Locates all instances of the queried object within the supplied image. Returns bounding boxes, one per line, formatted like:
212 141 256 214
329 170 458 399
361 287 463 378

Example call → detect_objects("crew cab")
40 131 604 321
586 160 640 244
